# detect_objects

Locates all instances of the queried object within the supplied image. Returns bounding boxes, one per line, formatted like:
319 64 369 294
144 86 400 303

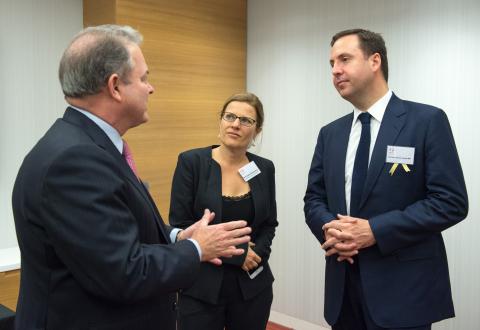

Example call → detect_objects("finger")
248 242 256 247
241 264 249 271
334 242 357 252
225 236 251 247
224 227 252 239
218 220 249 231
336 249 358 257
208 258 222 266
253 254 262 263
201 209 216 224
220 247 245 257
321 236 341 250
322 220 340 231
325 228 354 241
337 214 358 223
337 256 355 264
322 222 344 231
325 247 339 257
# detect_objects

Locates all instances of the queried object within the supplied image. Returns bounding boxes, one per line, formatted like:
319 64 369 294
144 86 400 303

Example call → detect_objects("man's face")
329 34 375 104
120 44 154 128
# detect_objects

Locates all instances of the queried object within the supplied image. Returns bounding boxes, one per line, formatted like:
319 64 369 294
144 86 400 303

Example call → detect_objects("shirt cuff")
170 228 181 243
187 239 202 260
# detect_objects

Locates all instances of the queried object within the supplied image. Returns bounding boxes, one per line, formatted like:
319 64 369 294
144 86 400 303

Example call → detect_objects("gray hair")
59 24 143 98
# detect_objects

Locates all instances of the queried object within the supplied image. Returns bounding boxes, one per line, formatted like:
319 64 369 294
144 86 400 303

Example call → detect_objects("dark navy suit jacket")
12 108 200 330
304 94 468 328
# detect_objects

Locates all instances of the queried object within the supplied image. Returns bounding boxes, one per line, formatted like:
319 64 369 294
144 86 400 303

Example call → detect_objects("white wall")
247 0 480 329
0 0 83 249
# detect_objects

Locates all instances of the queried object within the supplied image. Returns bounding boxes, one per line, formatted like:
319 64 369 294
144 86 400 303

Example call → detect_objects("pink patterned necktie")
122 140 139 178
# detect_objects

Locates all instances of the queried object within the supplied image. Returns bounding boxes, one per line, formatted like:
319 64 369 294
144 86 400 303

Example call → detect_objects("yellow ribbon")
389 163 411 176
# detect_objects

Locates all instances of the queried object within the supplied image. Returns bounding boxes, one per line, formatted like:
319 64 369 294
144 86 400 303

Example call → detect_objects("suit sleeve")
304 128 337 244
251 160 278 262
370 109 468 255
40 145 200 303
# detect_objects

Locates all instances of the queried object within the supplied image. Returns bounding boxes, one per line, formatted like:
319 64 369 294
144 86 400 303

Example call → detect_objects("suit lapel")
333 115 352 215
359 94 406 209
138 182 169 242
206 156 223 224
246 155 267 227
63 108 169 241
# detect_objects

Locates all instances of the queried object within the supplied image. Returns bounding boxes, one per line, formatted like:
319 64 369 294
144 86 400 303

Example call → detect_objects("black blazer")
12 108 201 330
169 146 278 304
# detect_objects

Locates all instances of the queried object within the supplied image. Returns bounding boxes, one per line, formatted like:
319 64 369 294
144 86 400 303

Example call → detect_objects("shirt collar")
352 89 393 125
68 105 123 154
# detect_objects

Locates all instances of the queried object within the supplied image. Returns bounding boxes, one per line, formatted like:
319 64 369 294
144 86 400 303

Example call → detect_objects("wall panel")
247 0 480 329
88 0 248 216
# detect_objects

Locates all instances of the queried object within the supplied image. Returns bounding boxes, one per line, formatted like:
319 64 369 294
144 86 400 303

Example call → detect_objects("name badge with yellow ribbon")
386 145 414 175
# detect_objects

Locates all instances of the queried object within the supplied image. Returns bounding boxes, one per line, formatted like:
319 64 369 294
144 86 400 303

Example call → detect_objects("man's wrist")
176 230 183 242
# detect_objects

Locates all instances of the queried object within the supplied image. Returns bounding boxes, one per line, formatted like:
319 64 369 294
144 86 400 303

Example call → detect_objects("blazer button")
172 301 177 311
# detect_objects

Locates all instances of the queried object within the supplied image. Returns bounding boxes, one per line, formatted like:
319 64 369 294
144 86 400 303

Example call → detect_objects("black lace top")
222 191 254 226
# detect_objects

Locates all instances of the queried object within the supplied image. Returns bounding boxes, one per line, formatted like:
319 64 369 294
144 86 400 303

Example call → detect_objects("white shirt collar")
352 90 393 125
68 105 123 154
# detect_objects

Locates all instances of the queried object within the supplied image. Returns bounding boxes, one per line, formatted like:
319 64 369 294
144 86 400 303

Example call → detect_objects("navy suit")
304 94 468 328
12 108 200 330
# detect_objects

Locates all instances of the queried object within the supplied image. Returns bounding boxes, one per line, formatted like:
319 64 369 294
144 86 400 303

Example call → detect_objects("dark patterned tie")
122 139 139 178
350 112 371 216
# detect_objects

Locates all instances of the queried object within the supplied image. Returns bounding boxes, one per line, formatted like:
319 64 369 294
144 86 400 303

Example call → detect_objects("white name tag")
238 161 261 182
386 145 415 165
247 265 264 279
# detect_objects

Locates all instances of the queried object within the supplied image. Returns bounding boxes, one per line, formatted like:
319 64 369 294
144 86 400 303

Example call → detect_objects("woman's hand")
241 242 262 271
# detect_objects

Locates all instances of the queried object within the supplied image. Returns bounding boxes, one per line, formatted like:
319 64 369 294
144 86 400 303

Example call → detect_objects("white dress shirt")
344 90 393 215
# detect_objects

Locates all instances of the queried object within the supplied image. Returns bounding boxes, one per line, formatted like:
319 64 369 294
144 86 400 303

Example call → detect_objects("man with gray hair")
12 25 251 330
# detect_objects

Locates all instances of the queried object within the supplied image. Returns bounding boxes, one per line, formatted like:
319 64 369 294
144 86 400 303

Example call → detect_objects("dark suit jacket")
12 108 201 330
304 94 468 328
169 146 277 304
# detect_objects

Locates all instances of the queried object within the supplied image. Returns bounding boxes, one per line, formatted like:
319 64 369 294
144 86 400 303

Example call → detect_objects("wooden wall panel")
115 0 247 217
0 270 20 311
83 0 116 27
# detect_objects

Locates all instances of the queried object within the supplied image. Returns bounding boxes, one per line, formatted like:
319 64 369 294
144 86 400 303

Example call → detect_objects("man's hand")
321 214 376 263
241 242 262 271
190 209 251 265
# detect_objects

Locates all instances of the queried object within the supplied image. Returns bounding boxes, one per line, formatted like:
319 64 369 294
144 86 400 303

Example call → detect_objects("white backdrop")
247 0 480 329
0 0 82 249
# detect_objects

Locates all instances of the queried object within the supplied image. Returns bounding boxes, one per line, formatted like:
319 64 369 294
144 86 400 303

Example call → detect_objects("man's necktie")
122 139 139 178
350 112 371 217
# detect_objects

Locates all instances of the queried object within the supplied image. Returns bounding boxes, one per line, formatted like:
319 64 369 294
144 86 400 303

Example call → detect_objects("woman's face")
218 101 259 151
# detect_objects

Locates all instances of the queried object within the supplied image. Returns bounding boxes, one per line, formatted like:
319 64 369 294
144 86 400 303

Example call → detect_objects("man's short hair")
59 25 143 98
331 28 389 82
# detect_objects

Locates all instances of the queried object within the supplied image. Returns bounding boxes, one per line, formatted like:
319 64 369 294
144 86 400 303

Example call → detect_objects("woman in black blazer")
169 93 278 330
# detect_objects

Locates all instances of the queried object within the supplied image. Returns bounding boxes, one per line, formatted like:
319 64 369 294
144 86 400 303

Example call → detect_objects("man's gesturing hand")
190 209 251 265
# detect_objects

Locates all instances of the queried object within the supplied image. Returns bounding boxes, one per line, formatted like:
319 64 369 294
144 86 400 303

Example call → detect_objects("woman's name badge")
239 161 261 182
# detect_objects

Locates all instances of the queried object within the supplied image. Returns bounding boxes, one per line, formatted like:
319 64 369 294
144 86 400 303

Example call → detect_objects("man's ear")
107 74 122 102
370 53 381 72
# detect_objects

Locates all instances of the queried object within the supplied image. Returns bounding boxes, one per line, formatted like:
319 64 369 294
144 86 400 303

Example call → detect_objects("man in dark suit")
12 25 251 330
304 29 468 329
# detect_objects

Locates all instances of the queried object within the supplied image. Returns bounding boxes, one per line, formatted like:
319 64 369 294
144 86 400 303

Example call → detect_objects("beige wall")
84 0 247 216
